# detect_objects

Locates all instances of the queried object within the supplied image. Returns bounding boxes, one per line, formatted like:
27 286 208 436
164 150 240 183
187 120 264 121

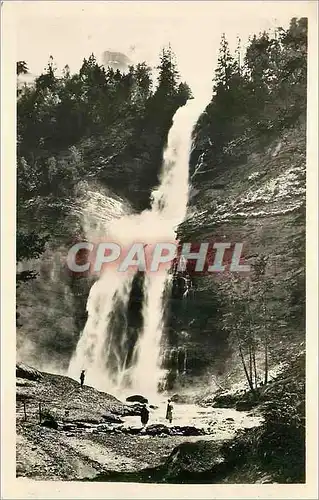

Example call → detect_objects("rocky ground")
16 363 264 482
16 354 305 484
16 423 219 481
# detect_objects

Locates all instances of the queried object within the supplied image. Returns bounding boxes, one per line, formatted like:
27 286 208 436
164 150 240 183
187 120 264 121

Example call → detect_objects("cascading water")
68 95 208 398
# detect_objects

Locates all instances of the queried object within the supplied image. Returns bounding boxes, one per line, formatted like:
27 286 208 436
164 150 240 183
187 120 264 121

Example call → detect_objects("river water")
119 397 263 440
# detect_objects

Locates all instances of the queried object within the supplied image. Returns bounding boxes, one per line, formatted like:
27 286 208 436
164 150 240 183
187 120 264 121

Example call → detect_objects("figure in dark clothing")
140 404 149 429
166 399 173 424
80 370 85 388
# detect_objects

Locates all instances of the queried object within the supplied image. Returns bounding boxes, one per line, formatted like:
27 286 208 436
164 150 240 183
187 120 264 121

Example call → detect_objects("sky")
14 1 312 98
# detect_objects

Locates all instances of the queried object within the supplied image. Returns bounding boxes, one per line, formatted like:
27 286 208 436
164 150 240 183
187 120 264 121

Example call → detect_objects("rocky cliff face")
167 121 306 386
163 17 308 388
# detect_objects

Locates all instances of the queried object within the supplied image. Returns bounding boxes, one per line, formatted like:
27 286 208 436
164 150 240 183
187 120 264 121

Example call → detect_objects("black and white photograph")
1 0 318 497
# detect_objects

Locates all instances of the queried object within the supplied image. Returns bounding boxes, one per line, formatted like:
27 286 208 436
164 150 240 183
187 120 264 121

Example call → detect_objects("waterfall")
68 96 208 398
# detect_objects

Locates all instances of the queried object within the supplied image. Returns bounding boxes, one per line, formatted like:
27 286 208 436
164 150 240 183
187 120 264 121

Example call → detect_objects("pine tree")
177 81 193 105
36 55 57 91
133 62 152 102
156 45 180 98
17 61 28 75
213 34 239 93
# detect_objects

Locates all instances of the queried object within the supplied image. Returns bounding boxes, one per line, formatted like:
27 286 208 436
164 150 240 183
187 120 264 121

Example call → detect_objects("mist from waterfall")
68 96 208 398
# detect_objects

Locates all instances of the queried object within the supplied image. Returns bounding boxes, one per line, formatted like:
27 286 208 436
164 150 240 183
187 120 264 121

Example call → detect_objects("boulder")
41 418 58 430
162 441 225 481
76 422 96 429
102 413 124 424
63 424 77 431
121 426 143 435
170 425 206 436
121 403 143 416
126 394 148 404
16 362 43 381
145 424 171 436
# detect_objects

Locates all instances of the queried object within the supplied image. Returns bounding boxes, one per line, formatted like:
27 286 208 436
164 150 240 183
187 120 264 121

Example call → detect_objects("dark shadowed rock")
120 403 143 416
212 393 239 408
41 418 58 430
126 395 148 404
63 424 77 431
76 422 95 429
142 424 206 437
121 426 143 435
170 425 206 436
16 362 43 381
102 413 124 424
146 424 171 436
162 441 225 481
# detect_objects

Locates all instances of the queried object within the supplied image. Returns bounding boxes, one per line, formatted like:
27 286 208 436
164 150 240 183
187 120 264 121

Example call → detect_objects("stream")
120 397 263 439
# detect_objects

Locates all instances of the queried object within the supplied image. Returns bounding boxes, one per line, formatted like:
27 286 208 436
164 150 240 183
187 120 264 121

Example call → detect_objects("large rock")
146 424 171 436
126 395 148 404
16 362 43 381
102 413 124 424
121 426 143 435
121 403 144 416
142 424 206 437
63 423 77 431
170 425 206 436
162 441 225 482
41 418 58 430
76 422 96 429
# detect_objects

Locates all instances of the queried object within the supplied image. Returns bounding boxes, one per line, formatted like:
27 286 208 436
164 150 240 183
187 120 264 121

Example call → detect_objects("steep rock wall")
167 123 306 386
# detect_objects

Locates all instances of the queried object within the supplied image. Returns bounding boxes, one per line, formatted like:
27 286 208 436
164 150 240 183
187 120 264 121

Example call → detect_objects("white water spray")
68 96 208 398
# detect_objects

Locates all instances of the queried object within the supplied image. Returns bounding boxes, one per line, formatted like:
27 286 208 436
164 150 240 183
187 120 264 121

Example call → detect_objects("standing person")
166 399 173 425
140 403 149 430
80 370 85 388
